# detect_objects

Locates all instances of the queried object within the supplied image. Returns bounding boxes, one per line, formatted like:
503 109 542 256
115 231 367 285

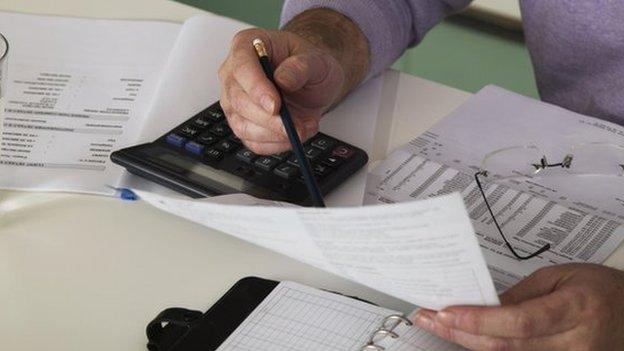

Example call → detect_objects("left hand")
413 263 624 351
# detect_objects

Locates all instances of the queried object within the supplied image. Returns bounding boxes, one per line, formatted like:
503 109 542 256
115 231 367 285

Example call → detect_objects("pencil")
252 38 326 207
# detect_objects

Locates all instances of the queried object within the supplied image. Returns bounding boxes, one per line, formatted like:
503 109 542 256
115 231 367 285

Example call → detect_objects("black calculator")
111 102 368 206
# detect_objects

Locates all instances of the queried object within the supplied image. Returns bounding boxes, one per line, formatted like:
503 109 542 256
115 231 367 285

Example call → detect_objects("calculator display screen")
157 153 248 192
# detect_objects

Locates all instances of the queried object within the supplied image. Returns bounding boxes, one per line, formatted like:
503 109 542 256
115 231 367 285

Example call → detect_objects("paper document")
217 281 465 351
136 189 499 310
365 86 624 291
0 12 179 194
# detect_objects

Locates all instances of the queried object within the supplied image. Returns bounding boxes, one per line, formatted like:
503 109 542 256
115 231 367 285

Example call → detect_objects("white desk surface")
1 1 622 351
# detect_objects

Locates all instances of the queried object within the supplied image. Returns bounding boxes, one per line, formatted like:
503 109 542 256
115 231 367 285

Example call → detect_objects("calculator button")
287 155 300 167
331 145 355 159
236 148 257 164
216 139 238 153
304 146 322 160
321 155 344 168
165 133 187 148
312 163 331 178
209 123 231 137
254 156 279 172
274 163 299 180
192 117 211 129
311 137 335 151
206 109 225 123
204 148 224 161
184 141 205 156
178 125 200 138
195 132 217 145
271 151 291 162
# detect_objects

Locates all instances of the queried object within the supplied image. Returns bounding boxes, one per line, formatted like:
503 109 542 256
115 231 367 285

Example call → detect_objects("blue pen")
107 185 138 201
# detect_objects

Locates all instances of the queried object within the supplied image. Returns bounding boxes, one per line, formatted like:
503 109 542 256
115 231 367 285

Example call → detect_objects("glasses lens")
481 146 545 179
567 143 624 176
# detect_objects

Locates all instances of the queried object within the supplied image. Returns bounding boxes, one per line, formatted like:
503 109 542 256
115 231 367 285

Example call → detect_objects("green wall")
177 0 538 98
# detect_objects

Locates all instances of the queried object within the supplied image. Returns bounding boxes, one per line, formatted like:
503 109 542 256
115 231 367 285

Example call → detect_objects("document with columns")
366 86 624 291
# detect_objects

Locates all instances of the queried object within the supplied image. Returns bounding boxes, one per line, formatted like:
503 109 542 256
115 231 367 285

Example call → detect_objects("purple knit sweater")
281 1 624 124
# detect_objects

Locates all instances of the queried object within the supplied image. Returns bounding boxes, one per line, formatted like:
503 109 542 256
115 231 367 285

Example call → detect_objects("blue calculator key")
166 133 187 148
185 141 205 155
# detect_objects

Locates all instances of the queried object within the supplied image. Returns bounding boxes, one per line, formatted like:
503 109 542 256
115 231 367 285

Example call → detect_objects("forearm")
282 8 370 103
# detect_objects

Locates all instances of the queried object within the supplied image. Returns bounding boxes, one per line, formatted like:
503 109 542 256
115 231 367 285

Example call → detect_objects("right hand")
218 28 347 155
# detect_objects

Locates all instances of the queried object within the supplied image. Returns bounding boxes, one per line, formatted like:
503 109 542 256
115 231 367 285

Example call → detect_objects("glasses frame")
476 142 624 260
0 32 8 99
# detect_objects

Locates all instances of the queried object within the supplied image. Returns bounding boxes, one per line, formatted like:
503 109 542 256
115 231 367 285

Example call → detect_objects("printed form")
365 86 624 291
217 281 466 351
136 190 500 311
0 12 179 194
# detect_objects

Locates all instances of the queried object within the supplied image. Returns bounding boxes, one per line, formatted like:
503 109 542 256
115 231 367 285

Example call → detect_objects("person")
218 2 624 350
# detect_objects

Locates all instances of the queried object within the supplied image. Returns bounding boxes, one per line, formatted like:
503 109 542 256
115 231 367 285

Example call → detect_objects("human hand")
218 9 369 155
413 264 624 351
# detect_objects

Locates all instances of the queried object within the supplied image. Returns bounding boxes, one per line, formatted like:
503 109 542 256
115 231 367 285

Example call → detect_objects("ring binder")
360 314 413 351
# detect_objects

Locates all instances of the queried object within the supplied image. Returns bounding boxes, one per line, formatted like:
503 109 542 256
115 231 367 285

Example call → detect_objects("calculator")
111 102 368 205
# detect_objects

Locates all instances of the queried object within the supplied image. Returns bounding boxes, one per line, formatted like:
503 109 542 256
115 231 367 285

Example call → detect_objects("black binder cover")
146 277 279 351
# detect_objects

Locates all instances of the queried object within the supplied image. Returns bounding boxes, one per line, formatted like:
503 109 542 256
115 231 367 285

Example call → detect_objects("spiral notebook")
216 281 465 351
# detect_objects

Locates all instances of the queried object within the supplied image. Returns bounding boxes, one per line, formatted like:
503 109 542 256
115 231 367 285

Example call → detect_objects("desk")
1 1 623 351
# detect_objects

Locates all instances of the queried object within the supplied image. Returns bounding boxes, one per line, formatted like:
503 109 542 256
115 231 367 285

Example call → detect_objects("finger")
415 310 563 351
229 31 282 114
275 54 343 109
435 289 579 339
226 82 286 136
244 140 292 155
275 53 332 92
228 113 289 143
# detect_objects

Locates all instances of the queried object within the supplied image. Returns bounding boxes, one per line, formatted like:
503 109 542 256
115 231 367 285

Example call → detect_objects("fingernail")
261 95 275 114
436 311 456 327
414 313 434 330
277 68 297 87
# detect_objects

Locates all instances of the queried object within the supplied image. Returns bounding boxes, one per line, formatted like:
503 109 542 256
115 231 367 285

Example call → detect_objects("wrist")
282 8 371 102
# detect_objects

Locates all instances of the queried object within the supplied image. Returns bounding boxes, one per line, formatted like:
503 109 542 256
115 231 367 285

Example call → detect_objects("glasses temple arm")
474 172 551 260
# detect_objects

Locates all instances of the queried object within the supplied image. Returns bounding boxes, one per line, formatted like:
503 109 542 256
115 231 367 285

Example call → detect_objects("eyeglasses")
475 142 624 260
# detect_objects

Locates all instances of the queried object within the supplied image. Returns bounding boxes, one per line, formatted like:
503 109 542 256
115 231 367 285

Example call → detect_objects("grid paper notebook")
217 282 465 351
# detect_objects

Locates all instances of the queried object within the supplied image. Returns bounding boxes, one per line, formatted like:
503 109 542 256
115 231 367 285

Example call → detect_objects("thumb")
274 53 339 93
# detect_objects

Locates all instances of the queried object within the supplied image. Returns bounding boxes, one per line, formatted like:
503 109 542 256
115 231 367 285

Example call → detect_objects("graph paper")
216 282 466 351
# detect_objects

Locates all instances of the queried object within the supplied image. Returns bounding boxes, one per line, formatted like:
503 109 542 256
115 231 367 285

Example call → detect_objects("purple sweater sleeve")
281 0 472 78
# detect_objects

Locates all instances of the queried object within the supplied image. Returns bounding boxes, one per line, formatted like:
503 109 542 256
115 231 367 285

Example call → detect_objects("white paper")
217 281 465 351
0 12 180 194
136 189 499 310
365 86 624 291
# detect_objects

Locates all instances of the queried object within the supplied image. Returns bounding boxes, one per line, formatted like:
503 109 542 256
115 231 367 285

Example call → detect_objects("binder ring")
370 328 399 343
361 343 385 351
382 314 412 330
